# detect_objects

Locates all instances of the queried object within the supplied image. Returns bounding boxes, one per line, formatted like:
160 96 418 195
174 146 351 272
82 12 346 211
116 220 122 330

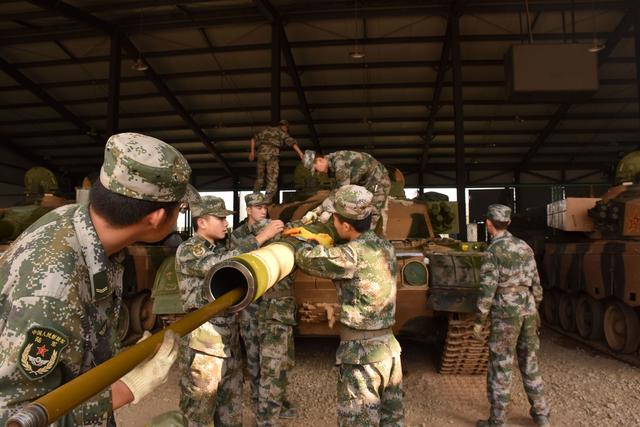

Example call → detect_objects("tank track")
439 314 489 375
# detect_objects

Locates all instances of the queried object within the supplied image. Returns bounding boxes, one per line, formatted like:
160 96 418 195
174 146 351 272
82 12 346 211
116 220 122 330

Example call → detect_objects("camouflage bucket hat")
100 133 191 202
245 192 267 206
191 196 234 218
334 184 374 220
303 150 316 175
486 204 512 222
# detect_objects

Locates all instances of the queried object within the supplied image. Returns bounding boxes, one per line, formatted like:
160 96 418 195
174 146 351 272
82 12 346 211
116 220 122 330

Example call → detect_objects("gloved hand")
318 211 333 223
301 211 318 225
120 330 179 404
471 323 484 341
283 227 334 247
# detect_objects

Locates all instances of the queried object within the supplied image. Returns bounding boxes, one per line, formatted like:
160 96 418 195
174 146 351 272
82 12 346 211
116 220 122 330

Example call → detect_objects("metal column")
107 33 120 137
271 18 281 125
451 10 467 240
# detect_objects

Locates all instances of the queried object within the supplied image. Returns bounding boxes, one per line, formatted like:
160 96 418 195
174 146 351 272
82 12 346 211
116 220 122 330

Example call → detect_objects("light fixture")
349 0 365 59
131 55 148 71
587 0 605 53
349 50 365 59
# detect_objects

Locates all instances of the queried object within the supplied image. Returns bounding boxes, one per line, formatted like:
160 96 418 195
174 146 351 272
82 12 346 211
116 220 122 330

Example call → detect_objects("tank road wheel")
558 292 576 332
130 291 157 333
575 294 604 340
603 300 640 354
542 291 559 325
117 303 130 343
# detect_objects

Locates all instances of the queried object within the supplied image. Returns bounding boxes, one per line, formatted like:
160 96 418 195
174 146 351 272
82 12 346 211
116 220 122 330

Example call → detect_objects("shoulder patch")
19 326 69 381
192 243 206 257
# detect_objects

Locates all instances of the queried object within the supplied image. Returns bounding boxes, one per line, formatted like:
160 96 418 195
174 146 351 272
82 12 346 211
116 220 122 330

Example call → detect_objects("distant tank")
542 151 640 356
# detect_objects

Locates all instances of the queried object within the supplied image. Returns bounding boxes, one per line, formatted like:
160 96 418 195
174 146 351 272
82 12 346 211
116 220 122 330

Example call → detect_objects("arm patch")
18 326 69 381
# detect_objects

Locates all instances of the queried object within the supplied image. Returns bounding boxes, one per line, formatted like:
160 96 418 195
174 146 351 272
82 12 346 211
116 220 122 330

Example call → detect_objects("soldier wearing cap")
176 195 283 426
302 150 391 233
249 120 304 204
295 185 404 426
0 132 189 425
231 193 297 425
473 204 550 427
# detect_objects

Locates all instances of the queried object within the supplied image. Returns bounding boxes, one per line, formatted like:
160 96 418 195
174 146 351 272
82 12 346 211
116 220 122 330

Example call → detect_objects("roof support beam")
0 56 103 145
26 0 235 178
516 10 635 170
451 2 466 240
106 33 121 136
635 5 640 127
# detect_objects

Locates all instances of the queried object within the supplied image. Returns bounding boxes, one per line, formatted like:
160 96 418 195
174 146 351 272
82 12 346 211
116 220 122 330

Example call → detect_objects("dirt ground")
116 327 640 426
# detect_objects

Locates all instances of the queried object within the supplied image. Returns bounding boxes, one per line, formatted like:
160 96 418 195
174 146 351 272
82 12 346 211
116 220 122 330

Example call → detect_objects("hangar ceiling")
0 0 638 189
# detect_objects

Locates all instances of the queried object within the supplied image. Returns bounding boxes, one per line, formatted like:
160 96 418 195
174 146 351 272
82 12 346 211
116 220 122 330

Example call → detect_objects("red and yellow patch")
18 326 68 381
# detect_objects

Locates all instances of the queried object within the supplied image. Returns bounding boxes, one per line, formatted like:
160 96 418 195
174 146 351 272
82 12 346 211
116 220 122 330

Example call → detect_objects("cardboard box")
547 197 600 231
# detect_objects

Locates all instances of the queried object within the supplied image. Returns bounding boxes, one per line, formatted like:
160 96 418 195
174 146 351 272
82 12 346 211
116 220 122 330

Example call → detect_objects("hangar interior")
0 0 638 231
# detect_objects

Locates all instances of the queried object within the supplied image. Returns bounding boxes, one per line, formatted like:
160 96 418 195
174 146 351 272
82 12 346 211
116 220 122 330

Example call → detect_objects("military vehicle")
542 151 640 357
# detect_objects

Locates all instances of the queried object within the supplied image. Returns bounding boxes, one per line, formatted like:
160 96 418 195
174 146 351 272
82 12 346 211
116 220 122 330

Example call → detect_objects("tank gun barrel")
7 241 297 427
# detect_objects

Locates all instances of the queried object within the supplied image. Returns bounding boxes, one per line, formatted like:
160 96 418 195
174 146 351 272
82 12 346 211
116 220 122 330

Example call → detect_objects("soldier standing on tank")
302 150 391 233
176 196 283 426
250 120 305 204
0 133 188 425
472 204 551 427
231 192 298 425
295 185 404 427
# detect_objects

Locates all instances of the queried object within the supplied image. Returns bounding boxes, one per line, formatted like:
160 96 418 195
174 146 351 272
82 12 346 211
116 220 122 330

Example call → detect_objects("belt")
497 286 531 294
262 288 294 300
339 326 393 341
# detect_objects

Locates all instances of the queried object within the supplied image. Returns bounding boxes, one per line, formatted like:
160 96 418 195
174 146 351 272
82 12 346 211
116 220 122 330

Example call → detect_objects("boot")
476 420 507 427
533 415 551 427
279 400 298 419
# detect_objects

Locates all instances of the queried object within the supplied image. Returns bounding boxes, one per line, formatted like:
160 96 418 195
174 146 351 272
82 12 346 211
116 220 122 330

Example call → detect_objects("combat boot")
476 420 507 427
279 400 298 419
533 415 551 427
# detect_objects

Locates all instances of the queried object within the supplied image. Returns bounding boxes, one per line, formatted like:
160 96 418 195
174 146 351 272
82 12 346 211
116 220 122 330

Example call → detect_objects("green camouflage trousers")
337 356 404 427
178 343 243 427
254 154 279 203
487 314 550 423
371 175 390 232
238 302 261 410
256 320 294 426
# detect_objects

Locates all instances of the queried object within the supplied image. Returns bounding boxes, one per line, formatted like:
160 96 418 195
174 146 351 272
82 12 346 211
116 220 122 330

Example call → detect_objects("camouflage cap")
278 119 289 126
191 196 234 218
486 204 512 222
334 184 374 220
100 133 191 202
303 150 316 174
182 183 201 205
245 192 267 206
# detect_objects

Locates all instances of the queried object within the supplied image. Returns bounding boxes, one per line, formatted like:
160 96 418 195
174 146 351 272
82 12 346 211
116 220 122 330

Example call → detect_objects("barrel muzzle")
6 403 48 427
204 241 296 312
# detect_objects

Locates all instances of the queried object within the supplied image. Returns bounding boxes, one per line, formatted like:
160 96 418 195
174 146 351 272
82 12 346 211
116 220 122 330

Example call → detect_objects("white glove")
318 211 332 223
471 324 484 341
301 211 318 225
120 330 179 404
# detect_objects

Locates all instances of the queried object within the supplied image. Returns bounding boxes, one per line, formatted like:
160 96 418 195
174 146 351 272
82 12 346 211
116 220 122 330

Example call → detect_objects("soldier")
176 196 283 427
231 192 298 426
0 132 188 425
249 120 305 204
302 150 390 232
472 204 550 427
295 185 404 427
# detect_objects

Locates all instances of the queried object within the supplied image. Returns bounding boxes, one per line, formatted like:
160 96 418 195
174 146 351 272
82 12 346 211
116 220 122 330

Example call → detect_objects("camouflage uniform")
176 197 258 427
232 193 297 426
253 126 298 203
0 133 191 426
229 193 267 411
303 150 390 230
475 204 550 427
295 185 404 427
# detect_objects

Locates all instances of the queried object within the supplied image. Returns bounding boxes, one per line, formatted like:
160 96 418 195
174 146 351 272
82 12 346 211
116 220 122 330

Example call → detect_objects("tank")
269 182 490 374
541 153 640 356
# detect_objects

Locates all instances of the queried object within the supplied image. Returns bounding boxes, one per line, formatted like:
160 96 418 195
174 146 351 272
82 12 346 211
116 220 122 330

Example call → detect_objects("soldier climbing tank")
542 150 640 358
